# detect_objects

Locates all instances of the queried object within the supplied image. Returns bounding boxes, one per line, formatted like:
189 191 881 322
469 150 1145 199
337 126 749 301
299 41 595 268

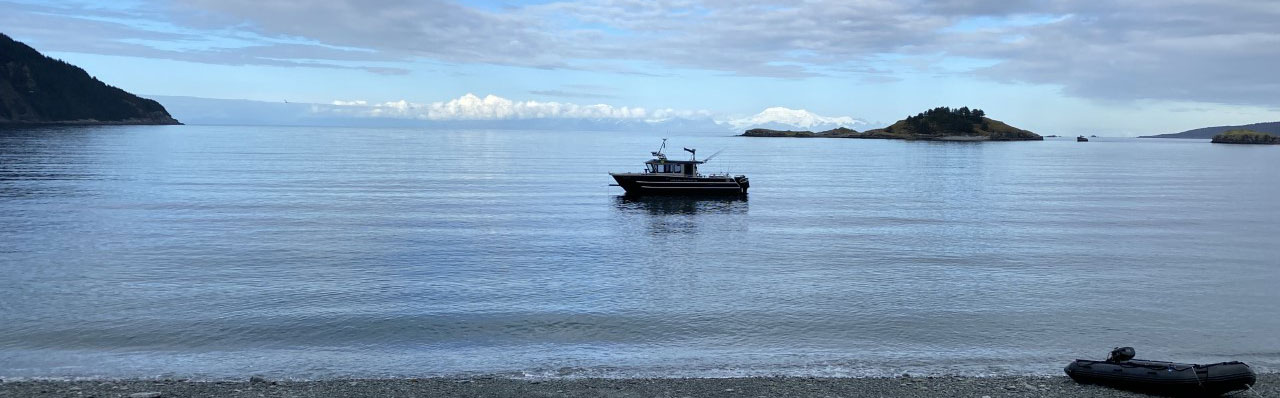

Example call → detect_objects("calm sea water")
1 125 1278 380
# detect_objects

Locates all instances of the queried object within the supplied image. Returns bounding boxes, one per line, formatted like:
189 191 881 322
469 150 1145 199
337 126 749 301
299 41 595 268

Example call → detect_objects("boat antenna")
703 148 726 163
651 138 667 159
683 147 696 161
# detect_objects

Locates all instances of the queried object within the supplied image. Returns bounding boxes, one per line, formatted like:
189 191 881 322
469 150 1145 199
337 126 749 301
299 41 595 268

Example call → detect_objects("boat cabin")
644 159 703 177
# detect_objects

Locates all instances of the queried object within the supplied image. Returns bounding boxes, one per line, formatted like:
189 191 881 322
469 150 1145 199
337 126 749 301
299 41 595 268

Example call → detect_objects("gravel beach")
2 374 1274 398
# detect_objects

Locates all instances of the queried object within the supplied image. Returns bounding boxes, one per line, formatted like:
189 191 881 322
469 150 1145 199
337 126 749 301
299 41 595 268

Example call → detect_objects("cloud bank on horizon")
153 94 865 131
5 0 1280 133
325 94 864 129
328 94 709 123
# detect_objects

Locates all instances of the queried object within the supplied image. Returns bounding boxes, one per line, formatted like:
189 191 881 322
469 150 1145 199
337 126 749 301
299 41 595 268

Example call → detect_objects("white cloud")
322 95 864 132
15 1 1280 106
323 93 712 122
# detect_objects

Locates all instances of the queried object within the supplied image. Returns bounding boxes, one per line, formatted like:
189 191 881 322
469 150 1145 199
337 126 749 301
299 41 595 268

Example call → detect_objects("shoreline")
3 374 1275 397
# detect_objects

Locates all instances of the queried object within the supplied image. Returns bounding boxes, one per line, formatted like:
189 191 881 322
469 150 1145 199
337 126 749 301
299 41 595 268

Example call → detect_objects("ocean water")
1 125 1277 380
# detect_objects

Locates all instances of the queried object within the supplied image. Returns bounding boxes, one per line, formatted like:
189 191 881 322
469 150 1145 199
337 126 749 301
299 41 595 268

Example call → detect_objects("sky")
4 0 1280 135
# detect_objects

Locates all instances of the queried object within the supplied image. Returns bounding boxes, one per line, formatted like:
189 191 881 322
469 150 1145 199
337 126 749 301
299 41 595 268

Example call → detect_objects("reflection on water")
613 195 748 236
613 194 748 215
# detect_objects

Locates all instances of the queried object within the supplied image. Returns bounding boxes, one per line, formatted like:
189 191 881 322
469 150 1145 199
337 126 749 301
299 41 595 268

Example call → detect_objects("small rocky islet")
1210 129 1278 145
742 106 1041 141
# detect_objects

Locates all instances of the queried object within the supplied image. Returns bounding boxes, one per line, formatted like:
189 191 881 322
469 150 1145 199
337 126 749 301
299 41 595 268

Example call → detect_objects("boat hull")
610 173 748 195
1065 359 1255 396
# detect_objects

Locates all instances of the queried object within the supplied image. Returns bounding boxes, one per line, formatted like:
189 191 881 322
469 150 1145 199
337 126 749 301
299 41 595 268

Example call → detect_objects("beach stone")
249 376 267 383
128 393 162 398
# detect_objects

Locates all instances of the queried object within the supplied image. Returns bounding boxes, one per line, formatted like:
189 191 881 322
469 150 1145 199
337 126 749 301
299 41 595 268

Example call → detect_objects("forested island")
743 107 1041 141
0 33 180 125
1210 129 1278 145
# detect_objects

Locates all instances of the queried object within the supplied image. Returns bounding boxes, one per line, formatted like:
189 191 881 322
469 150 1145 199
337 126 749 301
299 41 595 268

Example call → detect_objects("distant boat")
1090 135 1097 137
609 139 749 196
1077 136 1089 142
1045 135 1059 138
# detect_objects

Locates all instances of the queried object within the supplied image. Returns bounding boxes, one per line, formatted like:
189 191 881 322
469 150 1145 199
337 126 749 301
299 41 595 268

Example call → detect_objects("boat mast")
652 138 667 160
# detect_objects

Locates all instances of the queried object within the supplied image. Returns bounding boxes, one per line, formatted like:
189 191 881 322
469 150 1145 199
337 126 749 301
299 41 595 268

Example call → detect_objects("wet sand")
3 374 1274 398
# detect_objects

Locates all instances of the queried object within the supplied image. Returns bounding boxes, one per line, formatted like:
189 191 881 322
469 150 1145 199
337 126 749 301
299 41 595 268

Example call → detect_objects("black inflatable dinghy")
1065 347 1256 396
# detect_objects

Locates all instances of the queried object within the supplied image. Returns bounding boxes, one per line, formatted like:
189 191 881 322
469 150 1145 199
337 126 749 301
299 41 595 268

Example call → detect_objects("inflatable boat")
1065 347 1256 396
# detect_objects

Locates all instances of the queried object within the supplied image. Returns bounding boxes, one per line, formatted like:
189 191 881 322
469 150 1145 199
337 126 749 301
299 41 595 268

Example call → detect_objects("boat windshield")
647 163 689 174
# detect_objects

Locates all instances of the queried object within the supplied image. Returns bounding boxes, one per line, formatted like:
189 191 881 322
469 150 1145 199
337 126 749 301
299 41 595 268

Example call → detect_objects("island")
1140 121 1280 139
1210 129 1279 145
742 107 1041 141
0 33 180 125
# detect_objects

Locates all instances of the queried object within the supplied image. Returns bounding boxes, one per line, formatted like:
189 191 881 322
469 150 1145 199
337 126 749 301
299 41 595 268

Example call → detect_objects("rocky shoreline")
3 374 1274 397
0 117 182 126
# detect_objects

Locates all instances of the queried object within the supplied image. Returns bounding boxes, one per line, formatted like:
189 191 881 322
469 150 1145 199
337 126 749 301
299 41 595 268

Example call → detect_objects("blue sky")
4 0 1279 134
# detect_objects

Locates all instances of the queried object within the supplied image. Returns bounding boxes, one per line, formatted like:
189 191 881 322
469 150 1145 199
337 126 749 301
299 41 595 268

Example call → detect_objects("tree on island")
890 106 990 136
1211 129 1279 144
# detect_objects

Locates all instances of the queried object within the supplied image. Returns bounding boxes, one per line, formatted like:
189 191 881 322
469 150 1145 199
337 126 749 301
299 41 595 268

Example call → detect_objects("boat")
1064 347 1256 396
1077 135 1089 142
610 139 749 196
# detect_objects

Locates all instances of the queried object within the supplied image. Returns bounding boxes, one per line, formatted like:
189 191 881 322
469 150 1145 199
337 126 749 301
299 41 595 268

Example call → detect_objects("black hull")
1065 359 1255 396
611 173 749 195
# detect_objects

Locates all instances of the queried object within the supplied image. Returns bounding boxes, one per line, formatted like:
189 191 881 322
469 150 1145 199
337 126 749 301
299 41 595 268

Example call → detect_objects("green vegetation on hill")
1141 121 1280 139
895 106 986 135
0 33 179 125
741 106 1041 141
1210 129 1278 145
872 106 1039 140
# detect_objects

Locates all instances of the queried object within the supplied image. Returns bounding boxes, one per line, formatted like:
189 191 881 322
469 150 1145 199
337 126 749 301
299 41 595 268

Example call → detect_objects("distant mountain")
727 107 866 132
0 33 179 125
743 107 1041 141
1140 121 1280 139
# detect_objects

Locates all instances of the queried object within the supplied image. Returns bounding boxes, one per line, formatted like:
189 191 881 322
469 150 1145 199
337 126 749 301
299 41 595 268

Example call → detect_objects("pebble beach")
3 374 1275 398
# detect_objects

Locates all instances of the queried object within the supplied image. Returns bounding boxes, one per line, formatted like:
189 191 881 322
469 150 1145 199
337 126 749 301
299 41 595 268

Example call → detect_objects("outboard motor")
1107 347 1135 362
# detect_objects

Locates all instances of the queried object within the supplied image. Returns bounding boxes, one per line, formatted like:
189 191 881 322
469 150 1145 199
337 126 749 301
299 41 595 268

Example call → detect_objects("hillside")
1210 129 1279 145
742 107 1041 141
1140 121 1280 139
0 33 179 125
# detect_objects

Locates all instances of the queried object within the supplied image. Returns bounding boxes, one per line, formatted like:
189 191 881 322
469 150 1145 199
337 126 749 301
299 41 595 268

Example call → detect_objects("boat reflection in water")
613 194 748 236
614 194 749 215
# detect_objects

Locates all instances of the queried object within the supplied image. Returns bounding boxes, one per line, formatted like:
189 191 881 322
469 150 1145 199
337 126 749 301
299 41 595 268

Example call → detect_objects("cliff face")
0 33 179 125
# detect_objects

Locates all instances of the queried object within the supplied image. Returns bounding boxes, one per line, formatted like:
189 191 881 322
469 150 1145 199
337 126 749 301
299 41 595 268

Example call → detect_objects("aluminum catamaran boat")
609 139 749 195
